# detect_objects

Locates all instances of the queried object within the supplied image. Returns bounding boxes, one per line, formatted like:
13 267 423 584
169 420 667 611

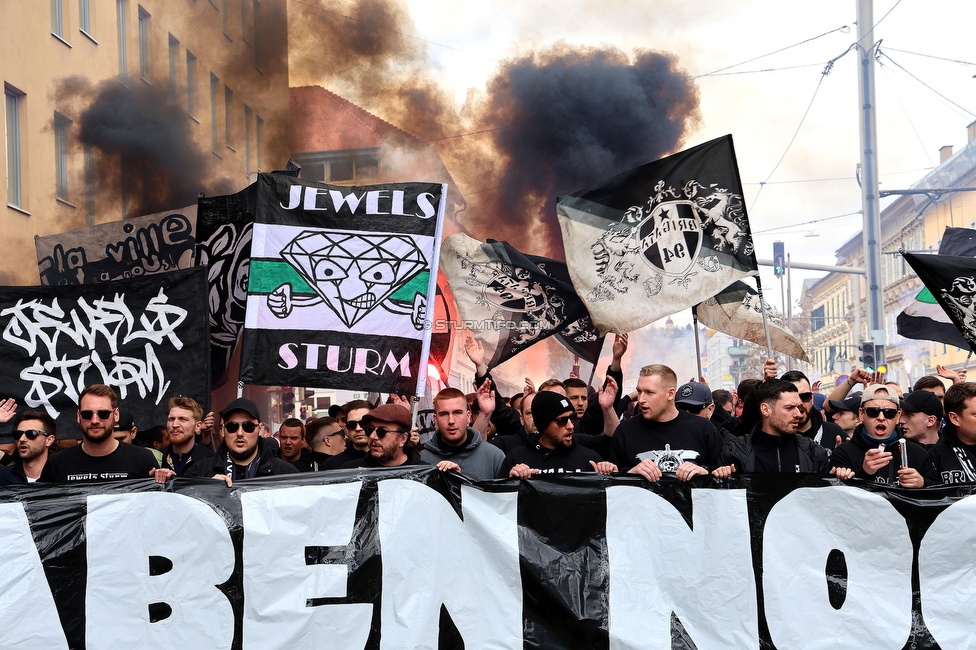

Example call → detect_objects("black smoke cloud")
57 77 234 217
462 44 700 256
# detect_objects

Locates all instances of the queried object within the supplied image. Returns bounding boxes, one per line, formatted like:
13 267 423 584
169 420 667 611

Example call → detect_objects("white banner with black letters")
1 471 973 649
239 174 447 395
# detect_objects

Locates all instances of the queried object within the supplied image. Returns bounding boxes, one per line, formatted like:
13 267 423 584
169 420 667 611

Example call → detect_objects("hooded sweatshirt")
421 426 505 480
928 421 976 484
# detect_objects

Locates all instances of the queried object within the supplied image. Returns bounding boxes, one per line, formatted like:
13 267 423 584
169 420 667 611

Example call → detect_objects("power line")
751 211 862 235
693 25 850 78
877 49 976 118
860 0 904 43
884 46 976 67
743 167 934 186
693 62 825 78
423 124 512 143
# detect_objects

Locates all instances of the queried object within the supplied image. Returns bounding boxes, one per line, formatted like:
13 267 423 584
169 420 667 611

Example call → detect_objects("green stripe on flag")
915 287 937 303
390 271 429 301
249 260 316 295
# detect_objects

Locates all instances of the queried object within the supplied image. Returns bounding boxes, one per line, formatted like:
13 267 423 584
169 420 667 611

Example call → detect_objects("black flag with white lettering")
0 266 210 438
902 250 976 354
239 174 446 395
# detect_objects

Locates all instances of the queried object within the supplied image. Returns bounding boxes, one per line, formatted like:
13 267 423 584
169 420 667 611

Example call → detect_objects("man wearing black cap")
113 409 138 444
899 390 943 448
826 395 861 439
929 382 976 484
676 381 734 444
342 404 426 468
831 384 939 487
188 398 298 483
503 391 617 477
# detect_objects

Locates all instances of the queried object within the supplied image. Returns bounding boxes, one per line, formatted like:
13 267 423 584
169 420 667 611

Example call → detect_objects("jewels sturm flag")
239 174 446 395
556 135 759 333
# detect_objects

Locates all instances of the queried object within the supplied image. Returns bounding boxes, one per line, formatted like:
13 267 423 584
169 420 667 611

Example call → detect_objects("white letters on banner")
918 493 976 648
606 486 759 650
86 493 236 650
0 503 69 650
378 480 522 650
241 483 372 650
763 486 914 650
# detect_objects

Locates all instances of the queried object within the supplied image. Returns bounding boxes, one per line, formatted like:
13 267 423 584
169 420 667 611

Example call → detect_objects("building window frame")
54 112 72 201
224 86 234 150
186 50 197 119
210 73 220 155
137 6 150 81
5 86 25 210
244 104 252 177
168 34 178 98
117 0 127 81
84 144 95 225
255 115 263 172
79 0 92 38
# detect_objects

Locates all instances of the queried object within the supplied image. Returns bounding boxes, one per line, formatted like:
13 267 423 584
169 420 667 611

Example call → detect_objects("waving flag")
902 251 976 354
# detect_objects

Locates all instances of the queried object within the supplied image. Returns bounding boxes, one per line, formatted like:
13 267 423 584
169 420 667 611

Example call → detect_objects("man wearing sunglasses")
341 404 425 468
780 371 847 452
0 410 57 484
830 385 939 487
305 417 345 471
320 399 373 470
190 398 298 483
41 384 160 483
504 391 617 477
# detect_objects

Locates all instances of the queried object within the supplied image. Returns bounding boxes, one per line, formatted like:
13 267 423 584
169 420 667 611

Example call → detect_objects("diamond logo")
281 230 426 327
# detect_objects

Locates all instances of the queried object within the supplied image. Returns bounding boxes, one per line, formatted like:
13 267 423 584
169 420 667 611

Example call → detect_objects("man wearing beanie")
503 391 617 477
899 390 943 448
830 384 939 487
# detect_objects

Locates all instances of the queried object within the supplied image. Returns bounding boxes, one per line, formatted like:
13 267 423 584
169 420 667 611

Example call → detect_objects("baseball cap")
675 381 712 407
114 409 134 430
901 390 944 418
531 391 575 433
224 398 261 421
828 395 862 413
860 384 900 407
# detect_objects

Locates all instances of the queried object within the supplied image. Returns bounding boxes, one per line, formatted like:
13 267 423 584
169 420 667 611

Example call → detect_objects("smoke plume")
55 77 234 218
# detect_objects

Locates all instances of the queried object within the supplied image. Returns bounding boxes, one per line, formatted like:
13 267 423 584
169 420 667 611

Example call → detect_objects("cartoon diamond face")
281 230 426 327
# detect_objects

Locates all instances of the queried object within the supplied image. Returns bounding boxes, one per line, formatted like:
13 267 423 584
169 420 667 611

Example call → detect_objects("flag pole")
754 276 775 359
586 337 607 388
692 309 703 379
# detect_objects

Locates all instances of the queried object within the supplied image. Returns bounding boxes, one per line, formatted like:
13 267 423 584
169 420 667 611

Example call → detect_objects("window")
52 0 65 39
137 6 149 81
210 74 219 153
241 0 251 43
84 144 94 225
168 34 178 97
244 104 252 176
256 115 263 171
80 0 91 35
117 0 127 80
186 50 196 116
811 306 825 332
5 87 23 208
224 86 234 149
297 151 381 183
222 0 230 39
55 112 71 201
253 0 260 68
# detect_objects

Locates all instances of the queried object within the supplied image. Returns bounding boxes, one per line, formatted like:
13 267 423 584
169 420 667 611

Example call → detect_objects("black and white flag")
902 250 976 354
0 267 210 437
440 234 597 368
239 174 446 395
556 135 759 333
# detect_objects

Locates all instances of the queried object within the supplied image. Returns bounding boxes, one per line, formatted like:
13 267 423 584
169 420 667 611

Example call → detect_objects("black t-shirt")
40 442 160 483
609 410 724 472
503 441 602 475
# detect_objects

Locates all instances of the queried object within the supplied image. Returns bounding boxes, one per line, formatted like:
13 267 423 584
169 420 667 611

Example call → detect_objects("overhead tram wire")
883 47 976 68
751 211 862 235
692 25 850 78
748 43 857 213
876 48 976 119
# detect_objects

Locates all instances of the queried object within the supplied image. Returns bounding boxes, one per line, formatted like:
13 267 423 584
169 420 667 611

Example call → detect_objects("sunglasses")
676 403 706 414
15 429 47 440
553 414 578 427
863 407 898 420
346 419 364 431
79 409 114 421
798 392 814 402
224 421 258 433
364 424 405 439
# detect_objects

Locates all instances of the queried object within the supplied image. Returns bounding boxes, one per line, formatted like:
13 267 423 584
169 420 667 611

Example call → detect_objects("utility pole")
857 0 886 350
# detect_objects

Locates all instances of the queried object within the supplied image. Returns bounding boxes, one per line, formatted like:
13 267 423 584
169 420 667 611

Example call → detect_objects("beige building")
1 0 289 285
800 123 976 389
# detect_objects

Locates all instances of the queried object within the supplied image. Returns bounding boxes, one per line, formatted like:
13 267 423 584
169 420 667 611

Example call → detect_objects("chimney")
968 120 976 142
940 145 953 163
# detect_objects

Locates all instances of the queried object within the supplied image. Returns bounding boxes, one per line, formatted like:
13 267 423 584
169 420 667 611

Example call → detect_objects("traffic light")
773 241 785 277
859 342 877 371
282 386 296 415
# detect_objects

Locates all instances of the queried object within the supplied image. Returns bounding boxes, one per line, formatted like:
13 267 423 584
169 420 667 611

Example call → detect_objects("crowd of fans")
1 331 975 488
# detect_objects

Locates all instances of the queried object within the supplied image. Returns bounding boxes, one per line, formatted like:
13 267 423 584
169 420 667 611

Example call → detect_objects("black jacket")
0 462 27 485
189 437 299 479
798 407 847 452
721 425 829 473
710 407 738 444
160 443 217 476
831 425 940 486
341 448 427 469
928 421 976 484
502 439 603 475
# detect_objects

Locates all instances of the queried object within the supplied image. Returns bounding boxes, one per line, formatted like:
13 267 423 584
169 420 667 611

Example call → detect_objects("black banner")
240 174 445 394
3 471 975 649
0 267 210 436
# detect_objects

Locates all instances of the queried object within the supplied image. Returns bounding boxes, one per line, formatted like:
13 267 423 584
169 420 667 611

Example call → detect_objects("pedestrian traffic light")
282 386 295 414
859 342 877 371
773 241 785 277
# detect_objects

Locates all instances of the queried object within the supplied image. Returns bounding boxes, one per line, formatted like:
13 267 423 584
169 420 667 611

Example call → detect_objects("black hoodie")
189 437 298 479
831 425 939 486
798 407 847 452
928 421 976 484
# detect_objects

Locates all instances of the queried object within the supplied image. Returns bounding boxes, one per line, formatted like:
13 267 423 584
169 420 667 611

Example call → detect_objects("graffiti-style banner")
1 470 973 649
36 206 197 286
0 267 210 436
